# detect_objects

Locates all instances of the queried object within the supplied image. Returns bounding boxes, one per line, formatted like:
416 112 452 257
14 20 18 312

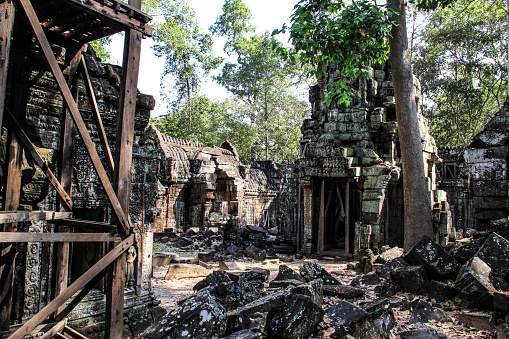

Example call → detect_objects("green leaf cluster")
413 0 508 147
274 0 395 107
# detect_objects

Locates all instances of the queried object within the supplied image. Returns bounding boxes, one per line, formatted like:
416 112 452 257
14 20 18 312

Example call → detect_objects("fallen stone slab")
227 244 245 257
221 329 263 339
409 299 450 324
475 232 509 280
277 254 294 262
266 295 324 339
374 280 400 298
374 312 397 339
268 279 306 289
450 235 489 264
326 300 381 339
428 280 458 302
235 270 268 306
194 270 236 298
245 244 266 261
226 291 288 334
376 257 408 279
273 264 306 283
403 236 460 278
323 284 365 298
390 265 428 294
300 261 342 285
152 252 179 268
291 279 323 306
400 326 439 339
457 312 494 331
359 271 382 286
139 290 226 339
198 251 215 263
376 247 404 263
219 261 243 271
455 257 495 307
360 298 392 319
164 264 211 280
170 256 199 264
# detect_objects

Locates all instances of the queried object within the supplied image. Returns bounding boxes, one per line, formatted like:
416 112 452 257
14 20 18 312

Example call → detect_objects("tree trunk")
388 0 433 250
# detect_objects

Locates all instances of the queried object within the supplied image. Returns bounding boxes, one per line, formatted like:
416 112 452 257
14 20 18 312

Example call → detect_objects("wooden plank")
0 211 72 224
65 0 152 36
0 58 27 330
6 110 73 210
53 218 117 232
19 0 131 234
319 180 325 254
0 0 15 135
8 234 134 339
79 55 114 174
39 319 67 339
0 232 122 243
345 182 350 254
63 326 90 339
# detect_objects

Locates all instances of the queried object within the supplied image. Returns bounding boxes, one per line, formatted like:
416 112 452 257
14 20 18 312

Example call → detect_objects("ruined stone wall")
299 61 448 255
438 99 509 232
2 47 159 336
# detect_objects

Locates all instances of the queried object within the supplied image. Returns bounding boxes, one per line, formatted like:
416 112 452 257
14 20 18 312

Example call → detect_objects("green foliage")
258 185 266 193
273 0 394 107
146 0 223 110
210 0 255 54
88 37 112 62
215 32 308 161
413 0 508 147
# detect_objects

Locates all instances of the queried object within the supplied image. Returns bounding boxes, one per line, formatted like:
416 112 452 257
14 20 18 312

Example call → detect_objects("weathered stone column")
302 183 313 255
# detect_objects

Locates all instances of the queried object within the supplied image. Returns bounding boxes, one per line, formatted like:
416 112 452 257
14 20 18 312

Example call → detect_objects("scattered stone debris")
148 231 509 338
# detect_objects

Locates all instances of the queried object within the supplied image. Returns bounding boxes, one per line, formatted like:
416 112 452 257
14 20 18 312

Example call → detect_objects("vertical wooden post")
106 0 142 336
54 47 82 318
319 180 325 253
345 182 350 254
0 63 27 330
0 0 15 134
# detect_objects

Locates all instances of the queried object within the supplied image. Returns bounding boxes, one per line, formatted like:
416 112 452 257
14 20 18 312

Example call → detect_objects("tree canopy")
413 0 508 147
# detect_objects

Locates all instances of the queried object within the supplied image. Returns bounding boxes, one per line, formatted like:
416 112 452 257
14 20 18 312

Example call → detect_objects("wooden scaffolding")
0 0 152 337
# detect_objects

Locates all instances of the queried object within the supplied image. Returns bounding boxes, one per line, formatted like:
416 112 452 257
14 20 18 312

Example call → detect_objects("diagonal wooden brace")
8 234 134 339
19 0 131 235
6 110 73 210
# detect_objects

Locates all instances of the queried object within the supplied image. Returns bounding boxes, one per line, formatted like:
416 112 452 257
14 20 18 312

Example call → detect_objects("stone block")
376 247 404 263
222 329 263 339
403 236 460 278
198 251 215 263
457 312 494 331
322 285 365 298
376 258 408 279
475 232 509 279
450 235 489 264
464 146 508 163
152 252 179 268
409 299 449 324
268 279 305 288
494 291 509 312
219 261 243 271
390 266 428 293
428 280 458 302
326 300 382 339
455 257 495 306
400 327 439 339
374 70 386 82
164 264 211 280
291 279 323 306
473 196 509 209
468 160 506 181
497 323 509 339
300 261 341 285
359 271 382 286
266 295 324 339
360 298 392 318
363 175 391 189
362 189 385 201
374 312 397 339
142 290 227 338
273 265 306 283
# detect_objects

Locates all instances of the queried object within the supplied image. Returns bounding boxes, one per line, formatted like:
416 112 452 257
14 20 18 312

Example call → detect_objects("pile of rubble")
144 227 509 338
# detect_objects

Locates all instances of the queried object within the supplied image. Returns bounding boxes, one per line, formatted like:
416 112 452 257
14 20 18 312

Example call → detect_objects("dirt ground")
151 255 496 338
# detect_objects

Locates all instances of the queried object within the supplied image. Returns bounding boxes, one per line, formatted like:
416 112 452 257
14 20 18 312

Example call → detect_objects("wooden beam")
53 218 117 232
39 319 67 339
6 110 73 210
319 180 325 253
0 211 72 224
79 55 114 174
63 326 90 339
0 0 15 134
8 234 134 339
0 232 122 243
345 182 351 254
65 0 152 36
107 2 141 332
19 0 131 234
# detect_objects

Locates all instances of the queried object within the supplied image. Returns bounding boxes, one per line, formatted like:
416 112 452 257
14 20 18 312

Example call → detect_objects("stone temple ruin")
2 0 509 338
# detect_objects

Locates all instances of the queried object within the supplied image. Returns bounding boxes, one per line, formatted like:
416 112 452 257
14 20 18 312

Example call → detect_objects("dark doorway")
318 180 358 255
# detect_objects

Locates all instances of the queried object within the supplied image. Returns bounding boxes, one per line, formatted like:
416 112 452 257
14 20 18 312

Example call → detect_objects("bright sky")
109 0 298 117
